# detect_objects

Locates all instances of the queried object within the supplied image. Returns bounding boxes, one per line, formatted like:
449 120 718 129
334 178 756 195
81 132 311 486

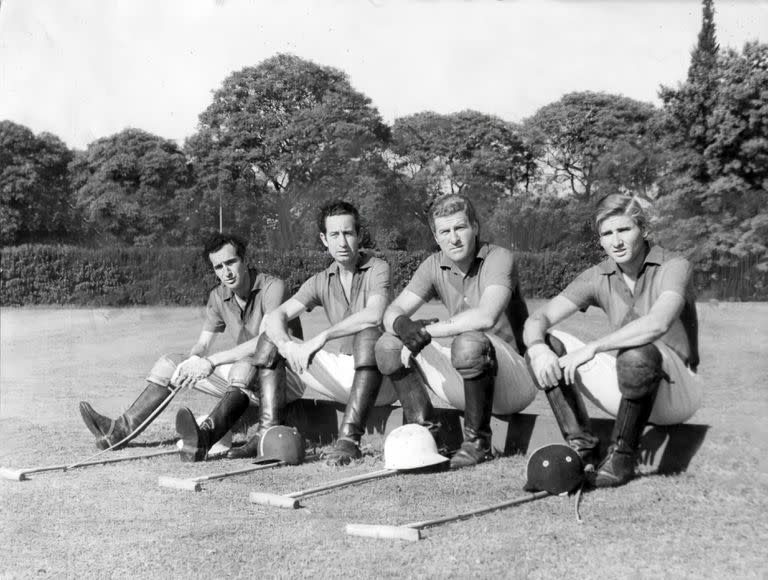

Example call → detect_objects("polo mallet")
64 385 183 471
249 468 398 509
0 444 181 482
158 460 284 492
346 490 551 541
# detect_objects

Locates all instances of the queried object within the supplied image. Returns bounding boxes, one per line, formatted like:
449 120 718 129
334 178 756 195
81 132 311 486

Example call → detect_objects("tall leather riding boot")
227 366 285 459
176 389 250 462
546 382 600 469
450 373 495 470
79 382 173 450
388 367 447 451
325 367 384 466
592 393 657 487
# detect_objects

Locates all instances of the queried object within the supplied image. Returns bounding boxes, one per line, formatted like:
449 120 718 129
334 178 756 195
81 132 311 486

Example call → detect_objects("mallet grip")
249 492 300 509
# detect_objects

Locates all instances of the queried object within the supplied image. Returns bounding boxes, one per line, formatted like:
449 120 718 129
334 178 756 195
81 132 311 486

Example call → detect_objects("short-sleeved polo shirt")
560 244 699 370
202 268 287 345
292 253 390 326
405 242 529 353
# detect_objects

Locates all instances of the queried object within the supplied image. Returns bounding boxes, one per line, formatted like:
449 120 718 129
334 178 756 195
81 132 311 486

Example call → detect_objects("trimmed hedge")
1 244 764 306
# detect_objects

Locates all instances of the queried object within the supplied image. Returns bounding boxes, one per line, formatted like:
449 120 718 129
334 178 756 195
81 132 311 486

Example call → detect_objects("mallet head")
345 523 421 542
0 468 27 482
249 491 300 509
158 476 202 492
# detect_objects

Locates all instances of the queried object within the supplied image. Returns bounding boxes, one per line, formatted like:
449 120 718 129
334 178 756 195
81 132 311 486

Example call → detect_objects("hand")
527 344 562 390
393 316 438 356
172 355 214 389
558 343 597 386
285 336 323 375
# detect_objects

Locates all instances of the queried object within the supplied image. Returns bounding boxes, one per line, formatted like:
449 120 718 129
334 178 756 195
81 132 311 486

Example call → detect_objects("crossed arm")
265 294 388 374
524 291 686 388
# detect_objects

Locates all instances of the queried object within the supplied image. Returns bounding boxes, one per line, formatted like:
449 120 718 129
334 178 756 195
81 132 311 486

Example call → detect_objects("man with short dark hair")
524 193 702 487
250 200 396 466
79 233 302 462
375 194 536 470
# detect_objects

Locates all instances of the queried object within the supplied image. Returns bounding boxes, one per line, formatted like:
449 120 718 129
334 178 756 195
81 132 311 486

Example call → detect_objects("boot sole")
175 408 204 462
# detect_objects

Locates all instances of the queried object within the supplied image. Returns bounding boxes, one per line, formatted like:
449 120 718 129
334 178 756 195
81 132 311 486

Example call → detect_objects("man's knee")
375 332 405 376
451 331 496 379
227 358 259 390
252 334 281 369
616 344 664 399
353 327 382 369
146 353 185 386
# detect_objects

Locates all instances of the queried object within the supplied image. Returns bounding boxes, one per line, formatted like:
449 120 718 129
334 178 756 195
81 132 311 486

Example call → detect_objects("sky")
1 0 766 150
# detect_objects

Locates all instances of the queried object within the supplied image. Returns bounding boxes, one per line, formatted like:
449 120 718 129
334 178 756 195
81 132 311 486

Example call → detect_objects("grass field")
1 301 767 579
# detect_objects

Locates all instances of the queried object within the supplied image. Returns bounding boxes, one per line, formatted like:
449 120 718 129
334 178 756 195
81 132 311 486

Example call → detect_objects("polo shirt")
293 253 391 326
405 242 529 353
203 268 286 345
560 244 699 370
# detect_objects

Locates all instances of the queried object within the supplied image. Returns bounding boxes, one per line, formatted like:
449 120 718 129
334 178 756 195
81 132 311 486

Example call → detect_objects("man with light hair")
375 194 536 469
79 233 302 462
524 193 702 487
241 200 397 466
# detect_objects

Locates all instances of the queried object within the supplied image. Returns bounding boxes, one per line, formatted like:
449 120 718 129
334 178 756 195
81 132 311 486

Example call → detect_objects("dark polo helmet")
254 425 305 466
524 444 585 495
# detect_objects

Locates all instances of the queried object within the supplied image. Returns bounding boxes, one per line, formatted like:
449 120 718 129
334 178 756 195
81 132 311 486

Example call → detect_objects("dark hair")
202 232 247 263
428 194 479 233
317 200 360 234
593 194 649 234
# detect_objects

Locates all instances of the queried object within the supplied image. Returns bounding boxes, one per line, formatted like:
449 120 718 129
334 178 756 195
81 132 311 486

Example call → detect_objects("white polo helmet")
384 424 449 470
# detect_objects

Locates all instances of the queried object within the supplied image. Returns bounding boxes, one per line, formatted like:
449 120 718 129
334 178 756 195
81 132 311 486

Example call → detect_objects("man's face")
208 243 248 293
432 211 478 266
598 215 646 269
320 213 360 267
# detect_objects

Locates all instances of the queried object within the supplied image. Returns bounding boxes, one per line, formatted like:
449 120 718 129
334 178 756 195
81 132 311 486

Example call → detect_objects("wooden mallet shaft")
345 491 551 541
0 448 179 482
158 460 284 492
249 468 397 509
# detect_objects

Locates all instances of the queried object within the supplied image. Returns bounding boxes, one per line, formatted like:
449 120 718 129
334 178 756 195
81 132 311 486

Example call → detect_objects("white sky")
1 0 766 150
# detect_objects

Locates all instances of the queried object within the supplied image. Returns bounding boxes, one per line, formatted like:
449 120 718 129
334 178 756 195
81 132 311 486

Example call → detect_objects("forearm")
265 311 294 348
425 309 496 339
590 314 670 354
523 312 551 346
206 339 258 367
318 310 381 345
383 305 409 333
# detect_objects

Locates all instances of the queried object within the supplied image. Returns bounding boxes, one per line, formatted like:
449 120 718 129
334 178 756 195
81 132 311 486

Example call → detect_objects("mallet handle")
9 448 178 477
287 468 397 499
194 460 283 483
406 491 550 529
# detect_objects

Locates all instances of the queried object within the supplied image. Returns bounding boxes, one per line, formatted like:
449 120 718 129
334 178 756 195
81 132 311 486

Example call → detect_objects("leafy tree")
70 128 191 246
185 54 391 249
0 121 75 245
390 110 533 236
523 91 661 199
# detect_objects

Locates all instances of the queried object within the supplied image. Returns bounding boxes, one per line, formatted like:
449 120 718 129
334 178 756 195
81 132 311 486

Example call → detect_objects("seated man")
79 233 302 462
375 194 537 470
230 200 397 466
524 193 702 487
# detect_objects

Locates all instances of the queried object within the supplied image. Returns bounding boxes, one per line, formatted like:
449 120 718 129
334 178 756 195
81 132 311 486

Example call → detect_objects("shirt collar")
598 242 659 275
222 268 261 301
438 240 489 270
327 252 372 277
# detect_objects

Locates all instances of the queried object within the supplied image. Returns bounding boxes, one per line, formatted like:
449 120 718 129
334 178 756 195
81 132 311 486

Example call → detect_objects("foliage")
184 54 392 249
523 91 662 199
70 128 192 246
0 121 76 245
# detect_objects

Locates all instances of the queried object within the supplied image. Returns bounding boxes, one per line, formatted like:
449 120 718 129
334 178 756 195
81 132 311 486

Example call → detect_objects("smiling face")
208 243 249 295
598 215 647 274
432 210 479 269
320 213 360 267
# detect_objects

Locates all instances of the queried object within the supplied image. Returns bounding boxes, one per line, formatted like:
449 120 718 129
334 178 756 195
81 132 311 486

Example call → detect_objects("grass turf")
1 301 767 578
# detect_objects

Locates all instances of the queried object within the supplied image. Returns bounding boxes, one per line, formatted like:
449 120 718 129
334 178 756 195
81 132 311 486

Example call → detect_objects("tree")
390 110 533 236
70 128 191 246
0 121 75 245
185 54 391 249
523 92 662 199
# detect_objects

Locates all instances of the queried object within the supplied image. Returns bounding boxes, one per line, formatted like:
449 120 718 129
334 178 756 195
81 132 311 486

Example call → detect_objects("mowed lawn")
1 301 766 579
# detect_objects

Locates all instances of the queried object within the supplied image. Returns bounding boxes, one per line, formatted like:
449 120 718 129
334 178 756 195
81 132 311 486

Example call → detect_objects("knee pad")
353 327 382 370
227 358 258 390
451 331 496 379
252 334 281 369
616 344 664 400
375 332 405 376
146 353 185 386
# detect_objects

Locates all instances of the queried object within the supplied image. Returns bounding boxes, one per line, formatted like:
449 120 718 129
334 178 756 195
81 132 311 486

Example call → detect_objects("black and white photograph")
1 0 766 577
